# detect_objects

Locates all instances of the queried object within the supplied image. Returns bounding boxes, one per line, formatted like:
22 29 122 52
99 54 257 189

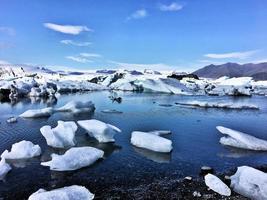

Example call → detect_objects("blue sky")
0 0 267 72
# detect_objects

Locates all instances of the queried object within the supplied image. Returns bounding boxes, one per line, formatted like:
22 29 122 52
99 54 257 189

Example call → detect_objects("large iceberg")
1 140 41 159
216 126 267 151
20 107 53 118
77 119 121 143
130 131 173 153
28 185 94 200
231 166 267 200
40 121 78 148
41 147 104 171
56 101 95 114
0 158 11 180
204 173 231 196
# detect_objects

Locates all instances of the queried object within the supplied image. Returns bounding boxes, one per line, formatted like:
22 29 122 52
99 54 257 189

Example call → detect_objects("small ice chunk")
148 130 171 136
6 117 17 123
1 140 41 159
20 107 53 118
56 101 95 114
101 109 123 114
231 166 267 200
41 147 104 171
40 121 78 148
217 126 267 151
130 131 173 153
28 185 94 200
77 119 121 143
0 158 11 180
205 173 231 196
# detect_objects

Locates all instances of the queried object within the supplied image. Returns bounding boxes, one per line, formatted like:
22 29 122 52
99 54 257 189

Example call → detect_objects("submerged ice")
56 101 95 114
20 107 53 118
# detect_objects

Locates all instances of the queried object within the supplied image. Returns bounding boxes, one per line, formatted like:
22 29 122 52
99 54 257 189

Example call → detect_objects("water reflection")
133 147 171 163
217 147 265 158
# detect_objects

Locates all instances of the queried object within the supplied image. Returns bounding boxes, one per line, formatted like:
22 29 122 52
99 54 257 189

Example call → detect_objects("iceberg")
1 140 41 159
77 119 121 143
231 166 267 200
28 185 94 200
56 101 95 114
204 173 231 196
40 121 78 148
20 107 53 118
0 158 11 180
41 147 104 171
130 131 173 153
216 126 267 151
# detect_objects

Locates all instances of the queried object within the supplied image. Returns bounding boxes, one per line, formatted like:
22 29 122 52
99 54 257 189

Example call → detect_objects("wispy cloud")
66 53 102 63
60 40 92 47
43 23 93 35
127 9 147 20
0 27 15 36
159 2 183 11
0 59 11 65
80 53 102 58
204 50 259 59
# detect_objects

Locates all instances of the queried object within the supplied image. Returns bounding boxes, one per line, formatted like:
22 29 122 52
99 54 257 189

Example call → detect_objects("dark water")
0 91 267 199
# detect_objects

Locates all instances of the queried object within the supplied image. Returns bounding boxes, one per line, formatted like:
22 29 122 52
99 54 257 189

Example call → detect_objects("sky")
0 0 267 72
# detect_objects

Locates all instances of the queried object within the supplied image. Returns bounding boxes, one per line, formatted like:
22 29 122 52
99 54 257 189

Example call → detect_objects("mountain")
193 62 267 80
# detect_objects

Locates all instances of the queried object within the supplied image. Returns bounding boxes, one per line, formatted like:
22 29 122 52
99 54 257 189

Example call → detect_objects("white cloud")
159 2 183 11
204 50 259 59
60 40 91 46
0 27 15 36
127 9 147 20
66 56 93 63
43 23 93 35
80 53 102 58
0 59 11 65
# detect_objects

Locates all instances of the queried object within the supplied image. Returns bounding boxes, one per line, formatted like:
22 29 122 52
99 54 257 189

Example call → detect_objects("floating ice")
148 130 171 136
231 166 267 200
28 185 94 200
6 117 17 123
101 109 123 114
40 121 78 148
1 140 41 159
130 131 173 153
204 173 231 196
41 147 104 171
56 101 95 114
0 158 11 180
216 126 267 151
20 107 53 118
77 119 121 143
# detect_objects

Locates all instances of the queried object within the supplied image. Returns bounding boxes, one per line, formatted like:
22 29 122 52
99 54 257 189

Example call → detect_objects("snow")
0 158 11 180
40 121 78 148
148 130 171 136
176 101 259 110
20 107 53 118
1 140 41 159
56 101 95 114
130 131 173 153
28 185 94 200
204 173 231 196
41 147 104 171
77 119 121 143
230 166 267 200
216 126 267 151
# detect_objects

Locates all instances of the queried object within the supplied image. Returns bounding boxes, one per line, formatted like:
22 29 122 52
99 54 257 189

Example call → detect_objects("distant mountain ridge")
193 62 267 80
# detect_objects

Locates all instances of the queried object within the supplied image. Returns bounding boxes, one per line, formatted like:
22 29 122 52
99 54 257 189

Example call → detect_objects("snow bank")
216 126 267 151
20 107 53 118
28 185 94 200
41 147 104 171
77 119 121 143
176 101 259 110
130 131 173 153
40 121 77 148
231 166 267 200
1 140 41 159
204 174 231 196
56 101 95 114
0 158 11 180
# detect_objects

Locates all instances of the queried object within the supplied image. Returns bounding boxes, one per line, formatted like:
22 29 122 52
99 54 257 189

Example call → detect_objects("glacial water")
0 91 267 199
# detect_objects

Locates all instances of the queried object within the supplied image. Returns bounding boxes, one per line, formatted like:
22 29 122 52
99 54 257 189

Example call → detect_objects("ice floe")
231 166 267 200
41 147 104 171
130 131 173 153
148 130 171 136
101 109 123 114
77 119 121 143
216 126 267 151
0 158 11 180
40 121 78 148
204 173 231 196
56 101 95 114
1 140 41 159
20 107 53 118
28 185 94 200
